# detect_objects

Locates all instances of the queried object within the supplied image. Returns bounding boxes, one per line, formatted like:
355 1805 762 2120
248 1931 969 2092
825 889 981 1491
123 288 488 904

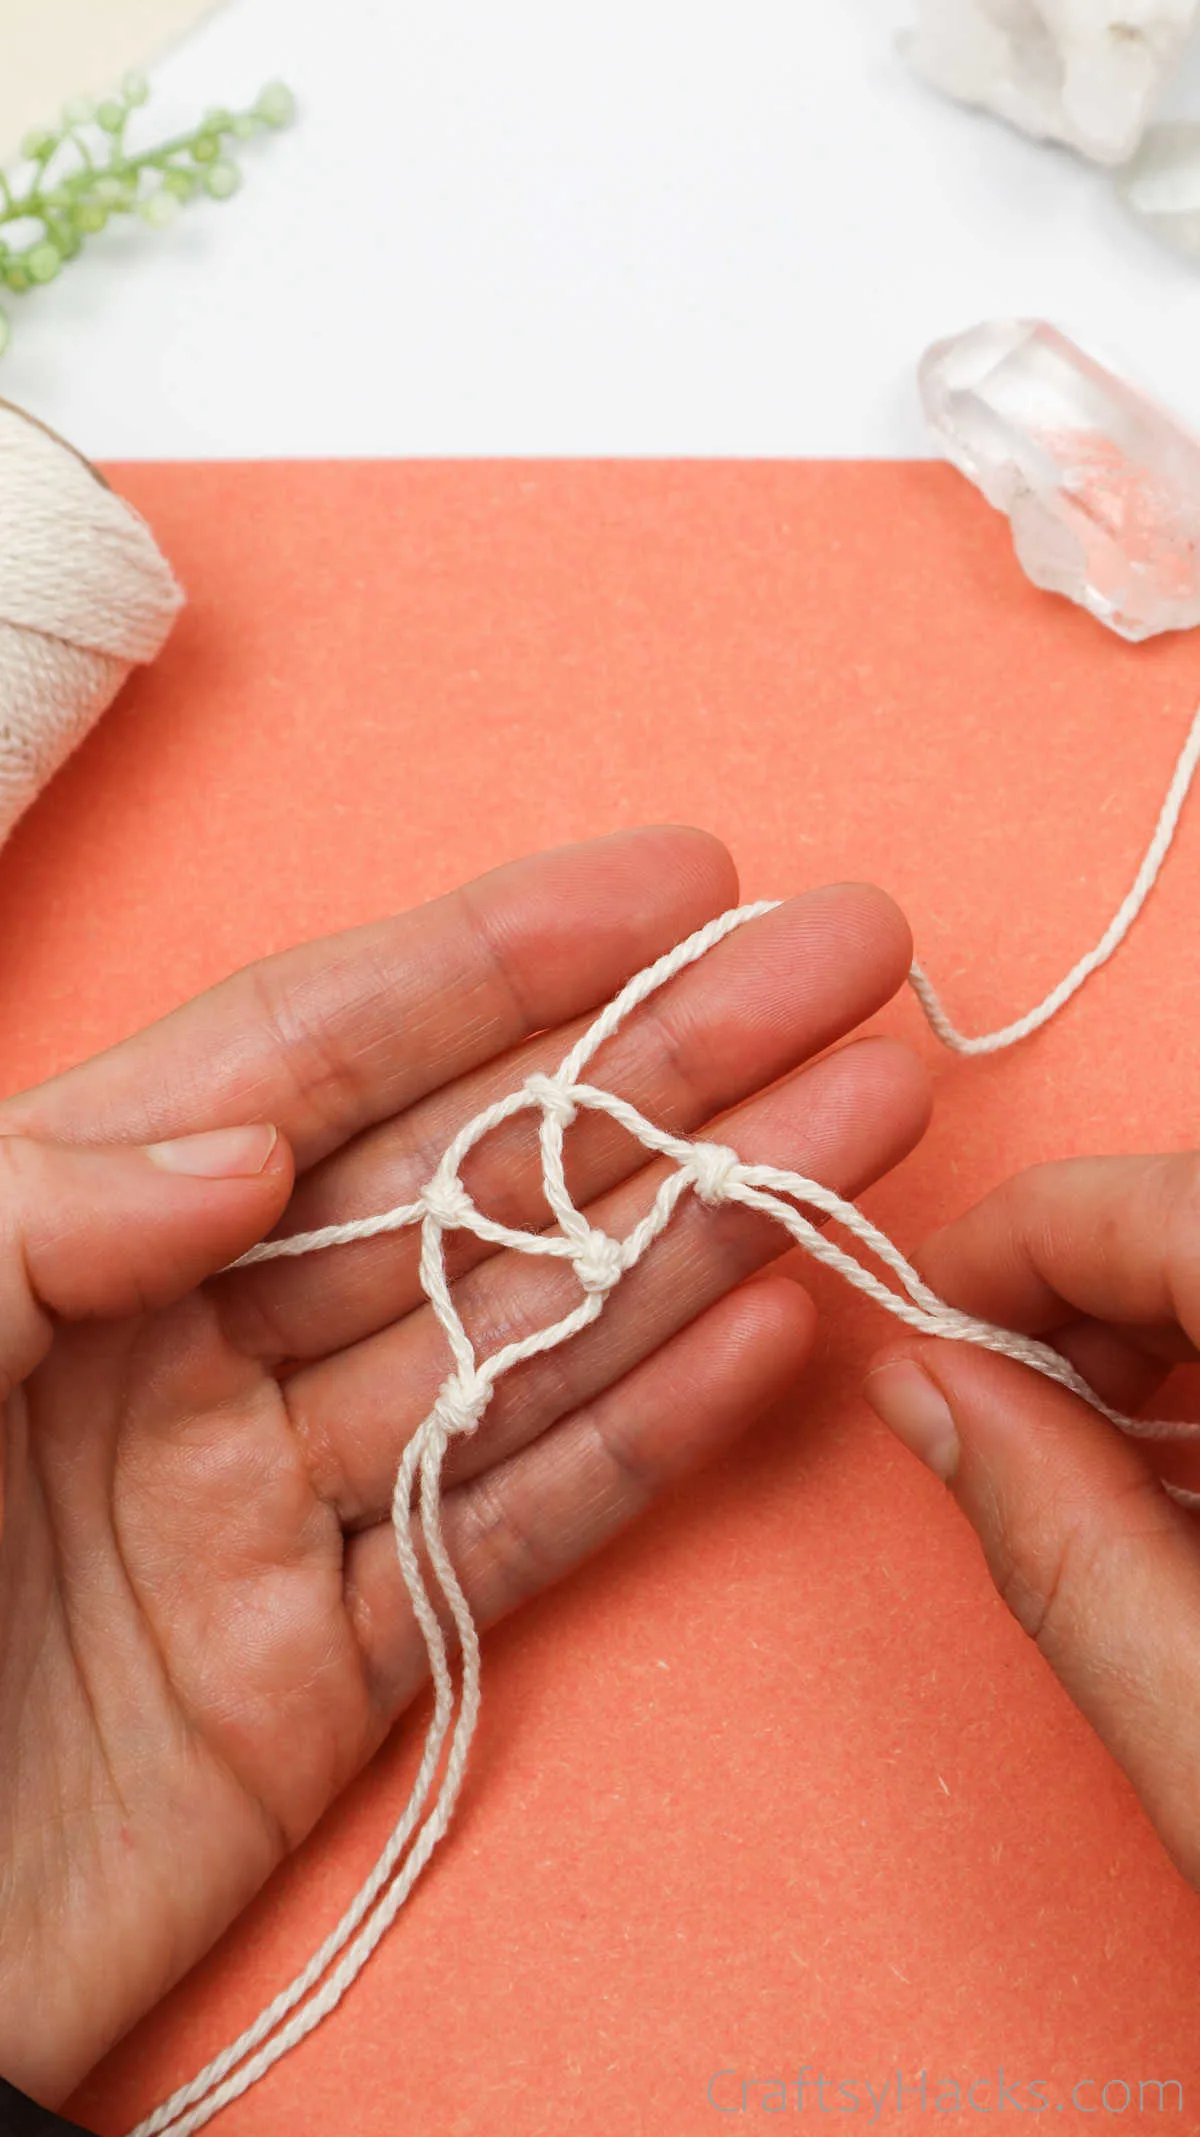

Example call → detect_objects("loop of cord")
129 703 1200 2137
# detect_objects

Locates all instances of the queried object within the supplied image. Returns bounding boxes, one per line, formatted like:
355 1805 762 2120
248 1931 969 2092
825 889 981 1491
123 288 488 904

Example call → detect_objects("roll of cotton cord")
0 399 183 846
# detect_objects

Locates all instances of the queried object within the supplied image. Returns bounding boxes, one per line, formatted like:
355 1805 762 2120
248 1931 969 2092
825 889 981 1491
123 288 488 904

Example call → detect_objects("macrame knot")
524 1070 578 1129
686 1140 741 1207
436 1367 490 1439
573 1226 624 1296
420 1172 475 1230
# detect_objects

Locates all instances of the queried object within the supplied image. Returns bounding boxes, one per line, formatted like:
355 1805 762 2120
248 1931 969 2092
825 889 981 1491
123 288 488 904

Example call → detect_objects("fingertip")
140 1121 296 1303
260 1122 296 1196
849 1031 934 1142
199 1125 296 1275
864 1340 1161 1532
156 1120 295 1218
743 881 916 1052
732 1270 820 1376
602 822 741 917
862 1337 929 1384
145 1122 281 1180
817 880 915 994
862 1348 961 1481
807 1032 933 1187
863 1348 1200 1883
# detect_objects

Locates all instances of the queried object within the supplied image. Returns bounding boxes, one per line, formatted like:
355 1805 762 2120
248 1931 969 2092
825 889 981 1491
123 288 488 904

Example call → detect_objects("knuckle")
455 1472 553 1608
991 1472 1171 1655
579 1407 655 1509
634 996 706 1128
0 1133 34 1204
244 953 380 1147
453 881 535 1034
1138 1151 1200 1345
1166 1151 1200 1276
0 1136 39 1281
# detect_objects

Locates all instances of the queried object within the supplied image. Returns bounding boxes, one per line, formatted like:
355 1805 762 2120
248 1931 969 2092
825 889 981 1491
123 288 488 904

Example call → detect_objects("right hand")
863 1151 1200 1888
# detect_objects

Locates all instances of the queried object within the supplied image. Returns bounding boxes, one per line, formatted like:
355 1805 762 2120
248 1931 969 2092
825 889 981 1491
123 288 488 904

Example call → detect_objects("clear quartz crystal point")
1116 123 1200 258
902 0 1200 165
918 319 1200 642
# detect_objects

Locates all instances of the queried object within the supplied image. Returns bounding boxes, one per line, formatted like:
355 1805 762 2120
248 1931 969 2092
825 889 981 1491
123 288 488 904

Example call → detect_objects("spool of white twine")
0 398 183 847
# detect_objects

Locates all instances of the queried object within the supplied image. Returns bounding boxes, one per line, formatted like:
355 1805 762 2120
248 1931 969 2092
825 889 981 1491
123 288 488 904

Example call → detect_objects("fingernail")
145 1124 278 1178
863 1359 960 1480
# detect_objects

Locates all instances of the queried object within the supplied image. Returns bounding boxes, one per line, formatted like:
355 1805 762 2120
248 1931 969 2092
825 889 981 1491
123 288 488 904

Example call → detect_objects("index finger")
917 1153 1200 1354
0 826 738 1168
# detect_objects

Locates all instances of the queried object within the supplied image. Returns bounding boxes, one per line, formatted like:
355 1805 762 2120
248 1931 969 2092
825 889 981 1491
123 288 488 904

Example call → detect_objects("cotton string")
0 399 182 849
129 699 1200 2137
908 699 1200 1054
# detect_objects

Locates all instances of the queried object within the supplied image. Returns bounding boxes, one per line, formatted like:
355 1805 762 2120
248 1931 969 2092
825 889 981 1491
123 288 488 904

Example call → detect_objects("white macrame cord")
129 702 1200 2137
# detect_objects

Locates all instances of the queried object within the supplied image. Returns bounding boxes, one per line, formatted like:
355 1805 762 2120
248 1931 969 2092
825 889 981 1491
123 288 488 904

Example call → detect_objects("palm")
12 1299 368 2059
0 830 928 2109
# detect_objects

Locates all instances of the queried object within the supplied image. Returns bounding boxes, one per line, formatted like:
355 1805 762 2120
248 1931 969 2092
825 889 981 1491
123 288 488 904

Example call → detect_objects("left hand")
0 824 929 2105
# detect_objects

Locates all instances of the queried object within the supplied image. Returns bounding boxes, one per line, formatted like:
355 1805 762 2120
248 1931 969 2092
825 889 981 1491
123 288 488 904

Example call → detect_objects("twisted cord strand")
130 708 1200 2137
907 700 1200 1054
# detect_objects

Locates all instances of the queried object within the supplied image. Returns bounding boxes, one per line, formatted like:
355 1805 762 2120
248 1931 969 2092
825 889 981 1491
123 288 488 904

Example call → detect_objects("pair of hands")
1 824 1196 2109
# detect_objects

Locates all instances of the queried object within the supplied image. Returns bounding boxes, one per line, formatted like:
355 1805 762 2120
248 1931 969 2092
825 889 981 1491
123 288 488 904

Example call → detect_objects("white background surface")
7 0 1200 459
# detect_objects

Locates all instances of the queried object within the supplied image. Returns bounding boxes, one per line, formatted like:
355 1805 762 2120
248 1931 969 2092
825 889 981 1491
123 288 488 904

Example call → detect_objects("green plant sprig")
0 72 295 353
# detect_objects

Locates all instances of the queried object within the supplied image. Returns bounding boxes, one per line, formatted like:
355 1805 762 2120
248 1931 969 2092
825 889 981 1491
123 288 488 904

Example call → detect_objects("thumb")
863 1339 1200 1885
0 1123 293 1392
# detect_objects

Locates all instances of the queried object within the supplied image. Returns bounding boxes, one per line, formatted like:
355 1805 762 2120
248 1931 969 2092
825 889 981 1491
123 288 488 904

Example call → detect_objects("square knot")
524 1070 578 1129
685 1140 741 1207
573 1226 624 1295
420 1172 475 1231
436 1367 490 1438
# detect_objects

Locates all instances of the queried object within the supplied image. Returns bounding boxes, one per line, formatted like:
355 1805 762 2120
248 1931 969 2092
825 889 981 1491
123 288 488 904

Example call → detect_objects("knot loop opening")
686 1140 741 1207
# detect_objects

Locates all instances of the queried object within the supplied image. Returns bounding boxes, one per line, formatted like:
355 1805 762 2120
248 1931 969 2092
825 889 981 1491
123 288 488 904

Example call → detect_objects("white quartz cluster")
1117 121 1200 252
902 0 1200 165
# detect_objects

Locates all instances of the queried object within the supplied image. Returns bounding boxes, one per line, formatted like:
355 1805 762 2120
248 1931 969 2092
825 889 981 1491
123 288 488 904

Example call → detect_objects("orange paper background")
5 460 1195 2131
